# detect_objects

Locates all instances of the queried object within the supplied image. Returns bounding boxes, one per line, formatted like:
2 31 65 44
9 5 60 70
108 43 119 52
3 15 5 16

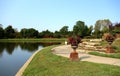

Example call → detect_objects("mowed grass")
22 46 120 76
89 52 120 59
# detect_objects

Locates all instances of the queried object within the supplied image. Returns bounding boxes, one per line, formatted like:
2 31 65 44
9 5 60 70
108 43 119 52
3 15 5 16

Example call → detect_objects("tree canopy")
20 28 38 38
93 19 112 38
73 21 92 37
4 25 15 38
0 19 119 39
0 25 4 39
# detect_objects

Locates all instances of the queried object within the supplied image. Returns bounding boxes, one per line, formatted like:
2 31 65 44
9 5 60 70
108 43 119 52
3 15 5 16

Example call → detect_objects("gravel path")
52 45 120 66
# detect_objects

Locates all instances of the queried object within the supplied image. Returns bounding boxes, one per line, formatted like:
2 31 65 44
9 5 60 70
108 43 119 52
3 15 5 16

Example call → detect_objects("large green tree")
20 28 38 38
39 30 53 38
93 23 101 38
87 25 93 36
4 25 15 38
53 31 61 38
73 21 90 37
59 26 69 37
0 24 4 38
28 28 39 38
73 21 85 36
93 19 112 38
20 28 28 38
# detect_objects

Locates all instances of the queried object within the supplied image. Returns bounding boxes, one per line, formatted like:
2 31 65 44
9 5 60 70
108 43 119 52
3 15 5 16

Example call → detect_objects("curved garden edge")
52 45 120 66
16 45 120 76
15 45 58 76
15 49 43 76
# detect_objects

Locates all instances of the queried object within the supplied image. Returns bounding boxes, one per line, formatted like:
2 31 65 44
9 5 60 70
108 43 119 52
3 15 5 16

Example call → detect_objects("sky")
0 0 120 32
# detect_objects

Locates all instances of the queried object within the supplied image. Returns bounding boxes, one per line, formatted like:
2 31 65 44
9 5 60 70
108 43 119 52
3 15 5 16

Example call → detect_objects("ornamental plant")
105 33 115 44
68 35 81 46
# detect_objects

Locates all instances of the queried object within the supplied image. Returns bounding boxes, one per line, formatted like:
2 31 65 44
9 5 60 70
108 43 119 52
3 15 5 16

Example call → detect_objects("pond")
0 42 59 76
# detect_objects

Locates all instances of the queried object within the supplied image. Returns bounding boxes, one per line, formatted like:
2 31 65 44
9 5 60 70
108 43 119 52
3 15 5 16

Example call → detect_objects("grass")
22 45 120 76
89 52 120 59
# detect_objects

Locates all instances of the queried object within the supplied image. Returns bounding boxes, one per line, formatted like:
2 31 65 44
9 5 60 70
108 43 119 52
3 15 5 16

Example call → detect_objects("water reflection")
0 42 60 56
0 42 60 76
0 43 16 55
19 43 39 52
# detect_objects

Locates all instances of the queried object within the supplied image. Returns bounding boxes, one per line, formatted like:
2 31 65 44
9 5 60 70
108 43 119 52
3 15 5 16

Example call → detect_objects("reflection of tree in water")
0 42 60 56
0 44 4 57
0 47 4 57
0 43 18 55
0 43 4 56
19 42 40 52
19 42 60 52
5 43 18 54
0 42 39 55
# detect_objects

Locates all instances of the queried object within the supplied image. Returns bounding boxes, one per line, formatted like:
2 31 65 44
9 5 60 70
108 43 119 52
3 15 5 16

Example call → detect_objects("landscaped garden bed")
88 38 120 58
22 45 120 76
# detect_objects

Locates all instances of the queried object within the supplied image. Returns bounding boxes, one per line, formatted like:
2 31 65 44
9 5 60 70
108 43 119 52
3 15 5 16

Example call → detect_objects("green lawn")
22 45 120 76
89 52 120 59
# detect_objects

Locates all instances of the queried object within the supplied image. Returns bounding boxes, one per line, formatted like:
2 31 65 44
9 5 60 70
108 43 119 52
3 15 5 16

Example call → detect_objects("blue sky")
0 0 120 32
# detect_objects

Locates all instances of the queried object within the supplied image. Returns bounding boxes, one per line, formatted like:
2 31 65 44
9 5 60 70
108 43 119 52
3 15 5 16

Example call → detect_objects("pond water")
0 42 59 76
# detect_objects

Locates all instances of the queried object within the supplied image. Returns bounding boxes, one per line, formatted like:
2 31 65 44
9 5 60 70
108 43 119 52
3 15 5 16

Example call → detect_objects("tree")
20 28 38 38
53 31 61 38
95 19 112 31
59 26 69 37
73 21 90 37
93 19 112 38
114 23 120 33
39 30 53 38
4 25 15 38
82 25 89 36
86 25 93 36
28 28 39 38
73 21 85 37
102 25 109 33
0 24 4 39
20 28 28 38
112 23 120 36
14 28 22 38
93 23 101 38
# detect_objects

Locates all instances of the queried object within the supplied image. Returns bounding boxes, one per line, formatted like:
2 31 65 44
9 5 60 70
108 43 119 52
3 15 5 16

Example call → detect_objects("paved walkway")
52 45 120 66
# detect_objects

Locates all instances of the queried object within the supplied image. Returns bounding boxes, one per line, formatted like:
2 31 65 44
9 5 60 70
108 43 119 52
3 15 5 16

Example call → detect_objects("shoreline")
15 49 42 76
16 44 120 76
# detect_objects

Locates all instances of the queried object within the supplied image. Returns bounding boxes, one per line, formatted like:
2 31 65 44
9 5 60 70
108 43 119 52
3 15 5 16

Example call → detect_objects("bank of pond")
0 42 60 76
